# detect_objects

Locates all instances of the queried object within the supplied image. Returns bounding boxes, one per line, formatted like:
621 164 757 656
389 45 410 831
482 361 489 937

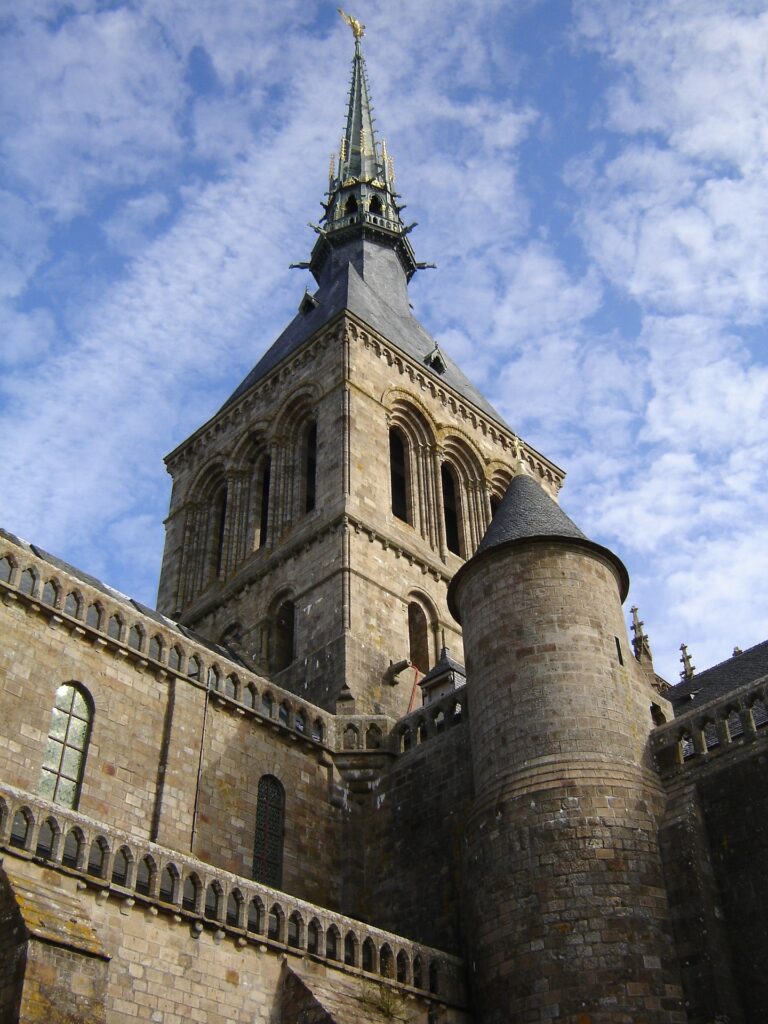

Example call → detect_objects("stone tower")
448 474 686 1023
156 31 562 717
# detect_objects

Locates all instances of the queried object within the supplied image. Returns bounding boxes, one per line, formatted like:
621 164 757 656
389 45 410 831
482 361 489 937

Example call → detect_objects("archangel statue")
338 8 365 39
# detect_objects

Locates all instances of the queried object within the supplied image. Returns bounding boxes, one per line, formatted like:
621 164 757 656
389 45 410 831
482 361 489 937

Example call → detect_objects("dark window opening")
270 600 295 673
259 457 271 548
136 857 153 896
615 636 624 665
10 811 30 849
389 429 409 523
62 830 80 869
441 464 461 555
182 876 199 912
408 602 430 674
112 848 130 886
307 919 319 954
344 195 358 215
214 486 227 574
344 932 356 965
160 867 176 903
252 775 284 888
304 424 317 513
369 195 383 216
36 819 56 858
490 494 501 518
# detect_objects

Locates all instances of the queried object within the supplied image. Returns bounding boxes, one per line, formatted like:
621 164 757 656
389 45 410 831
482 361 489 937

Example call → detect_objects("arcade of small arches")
387 399 513 560
0 552 330 745
0 790 447 996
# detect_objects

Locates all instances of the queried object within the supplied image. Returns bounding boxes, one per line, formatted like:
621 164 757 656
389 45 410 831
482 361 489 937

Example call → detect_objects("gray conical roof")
476 473 586 555
448 473 629 621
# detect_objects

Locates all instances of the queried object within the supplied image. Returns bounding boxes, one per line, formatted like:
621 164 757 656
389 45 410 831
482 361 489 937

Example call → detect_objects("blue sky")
1 0 766 683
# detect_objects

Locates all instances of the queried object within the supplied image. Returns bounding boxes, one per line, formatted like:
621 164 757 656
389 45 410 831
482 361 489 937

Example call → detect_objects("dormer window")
298 290 319 315
425 344 446 374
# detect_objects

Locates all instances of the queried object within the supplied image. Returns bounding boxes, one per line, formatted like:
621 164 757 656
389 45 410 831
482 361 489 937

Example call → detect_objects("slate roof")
475 473 586 556
219 248 507 426
418 646 466 688
669 638 768 716
448 473 629 620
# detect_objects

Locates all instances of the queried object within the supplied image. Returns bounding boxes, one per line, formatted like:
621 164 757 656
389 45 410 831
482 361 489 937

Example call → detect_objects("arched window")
252 775 285 887
87 837 109 877
204 881 222 920
112 846 131 886
362 937 375 972
247 897 263 933
227 890 243 927
270 599 295 673
288 912 303 948
107 613 123 641
369 195 383 216
326 926 340 960
182 873 201 912
258 455 271 548
441 463 462 555
490 493 502 518
213 483 228 575
0 556 12 582
86 603 102 629
267 904 283 940
64 592 83 618
408 602 430 674
36 817 57 858
38 683 92 808
380 944 394 978
160 865 177 903
307 918 320 954
397 950 409 984
149 635 163 661
303 423 317 514
187 655 201 681
135 855 155 896
19 567 36 595
62 828 83 869
10 808 32 850
389 428 410 523
169 645 182 671
128 624 144 651
42 580 59 605
344 931 357 966
344 194 358 216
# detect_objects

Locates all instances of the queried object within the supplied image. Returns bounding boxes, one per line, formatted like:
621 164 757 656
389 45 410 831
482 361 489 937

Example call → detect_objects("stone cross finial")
630 605 653 664
679 643 695 681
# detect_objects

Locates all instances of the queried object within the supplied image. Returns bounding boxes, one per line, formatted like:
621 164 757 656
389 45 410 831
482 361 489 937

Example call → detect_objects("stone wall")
357 709 474 954
654 684 768 1024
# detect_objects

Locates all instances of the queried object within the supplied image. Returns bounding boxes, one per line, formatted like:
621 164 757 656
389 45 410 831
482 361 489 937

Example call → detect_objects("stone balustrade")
0 782 467 1008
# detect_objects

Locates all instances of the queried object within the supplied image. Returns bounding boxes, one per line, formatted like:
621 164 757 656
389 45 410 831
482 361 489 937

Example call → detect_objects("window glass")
38 684 92 809
252 775 285 887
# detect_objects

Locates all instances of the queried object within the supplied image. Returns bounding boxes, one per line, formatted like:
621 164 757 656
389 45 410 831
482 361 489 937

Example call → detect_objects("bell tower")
156 19 563 716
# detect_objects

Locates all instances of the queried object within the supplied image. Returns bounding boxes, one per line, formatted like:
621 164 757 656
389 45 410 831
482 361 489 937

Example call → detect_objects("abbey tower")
155 29 561 719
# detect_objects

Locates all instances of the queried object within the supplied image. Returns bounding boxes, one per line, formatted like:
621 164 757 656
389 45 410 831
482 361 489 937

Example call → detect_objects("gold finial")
340 136 347 162
338 8 365 39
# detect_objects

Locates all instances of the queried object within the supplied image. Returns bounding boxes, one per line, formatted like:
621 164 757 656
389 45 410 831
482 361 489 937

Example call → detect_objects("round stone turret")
448 474 684 1024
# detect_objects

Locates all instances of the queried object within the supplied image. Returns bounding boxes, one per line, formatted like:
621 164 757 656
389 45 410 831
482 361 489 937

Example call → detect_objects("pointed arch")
269 592 295 674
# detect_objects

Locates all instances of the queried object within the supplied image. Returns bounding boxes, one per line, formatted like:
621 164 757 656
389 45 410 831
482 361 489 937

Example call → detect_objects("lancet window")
38 683 93 809
252 774 285 888
269 597 295 674
441 463 462 556
389 428 410 523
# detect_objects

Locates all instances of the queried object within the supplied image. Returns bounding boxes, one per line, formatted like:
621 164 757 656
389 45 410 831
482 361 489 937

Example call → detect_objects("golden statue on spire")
338 8 365 39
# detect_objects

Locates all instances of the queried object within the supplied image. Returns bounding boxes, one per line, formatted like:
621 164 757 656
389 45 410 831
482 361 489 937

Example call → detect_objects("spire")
630 605 654 665
308 14 421 283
